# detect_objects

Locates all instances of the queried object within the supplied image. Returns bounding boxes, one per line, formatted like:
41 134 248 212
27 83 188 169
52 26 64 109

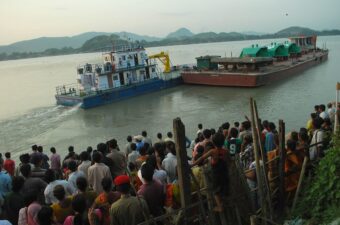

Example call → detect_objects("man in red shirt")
4 152 15 176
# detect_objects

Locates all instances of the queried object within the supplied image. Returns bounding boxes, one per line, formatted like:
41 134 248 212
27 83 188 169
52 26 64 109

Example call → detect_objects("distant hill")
0 32 109 54
166 28 194 39
1 26 340 61
114 31 161 42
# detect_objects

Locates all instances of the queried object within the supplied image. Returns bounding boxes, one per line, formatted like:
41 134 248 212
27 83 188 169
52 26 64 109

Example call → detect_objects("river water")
0 36 339 160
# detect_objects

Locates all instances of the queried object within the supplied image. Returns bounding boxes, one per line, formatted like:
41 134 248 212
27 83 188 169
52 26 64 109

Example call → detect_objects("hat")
134 135 143 141
114 175 130 186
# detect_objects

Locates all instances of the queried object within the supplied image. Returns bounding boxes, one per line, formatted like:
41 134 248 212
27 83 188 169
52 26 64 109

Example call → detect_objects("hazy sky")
0 0 339 45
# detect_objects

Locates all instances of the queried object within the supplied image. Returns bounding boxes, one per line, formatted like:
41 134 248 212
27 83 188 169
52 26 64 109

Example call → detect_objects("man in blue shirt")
0 162 12 199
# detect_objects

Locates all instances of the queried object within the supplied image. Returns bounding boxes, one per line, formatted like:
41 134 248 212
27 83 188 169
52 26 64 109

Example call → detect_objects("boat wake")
0 104 82 158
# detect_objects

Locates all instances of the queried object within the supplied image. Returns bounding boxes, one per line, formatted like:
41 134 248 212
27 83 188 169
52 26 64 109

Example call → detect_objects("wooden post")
173 117 191 223
291 156 308 213
278 120 286 213
250 215 257 225
203 168 219 225
253 100 273 219
249 98 266 221
335 82 340 134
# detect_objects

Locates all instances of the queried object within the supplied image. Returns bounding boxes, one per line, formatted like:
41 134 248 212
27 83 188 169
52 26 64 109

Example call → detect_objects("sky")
0 0 339 45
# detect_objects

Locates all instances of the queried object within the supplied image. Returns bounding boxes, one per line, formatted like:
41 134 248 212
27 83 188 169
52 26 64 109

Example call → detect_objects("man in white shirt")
67 160 85 192
309 118 324 160
88 151 111 193
161 141 177 183
319 104 329 120
77 151 91 180
44 169 75 204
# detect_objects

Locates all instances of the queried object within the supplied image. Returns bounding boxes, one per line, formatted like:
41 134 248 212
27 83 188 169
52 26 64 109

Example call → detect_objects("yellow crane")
148 51 171 73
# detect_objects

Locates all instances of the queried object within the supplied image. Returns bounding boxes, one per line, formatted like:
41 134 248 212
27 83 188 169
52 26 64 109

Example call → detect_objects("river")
0 36 339 160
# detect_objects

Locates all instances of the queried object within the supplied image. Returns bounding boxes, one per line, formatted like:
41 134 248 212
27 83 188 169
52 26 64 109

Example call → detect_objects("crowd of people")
0 102 338 225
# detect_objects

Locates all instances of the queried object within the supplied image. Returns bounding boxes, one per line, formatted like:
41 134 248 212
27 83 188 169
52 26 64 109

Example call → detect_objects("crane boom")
148 51 171 73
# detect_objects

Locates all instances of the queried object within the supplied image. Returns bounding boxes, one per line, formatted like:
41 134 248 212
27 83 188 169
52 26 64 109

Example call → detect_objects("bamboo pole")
253 100 273 219
335 82 340 134
173 117 191 224
278 120 286 214
203 168 219 225
250 215 257 225
249 98 266 222
291 156 308 213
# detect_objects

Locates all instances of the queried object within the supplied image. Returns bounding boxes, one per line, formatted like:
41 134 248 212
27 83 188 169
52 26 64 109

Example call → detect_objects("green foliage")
293 135 340 224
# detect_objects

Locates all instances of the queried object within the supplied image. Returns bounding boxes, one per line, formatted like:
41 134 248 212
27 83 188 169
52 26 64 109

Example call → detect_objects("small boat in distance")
181 35 328 87
55 45 182 109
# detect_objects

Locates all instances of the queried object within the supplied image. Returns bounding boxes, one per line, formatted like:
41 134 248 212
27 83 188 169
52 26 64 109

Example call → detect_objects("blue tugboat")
55 45 182 109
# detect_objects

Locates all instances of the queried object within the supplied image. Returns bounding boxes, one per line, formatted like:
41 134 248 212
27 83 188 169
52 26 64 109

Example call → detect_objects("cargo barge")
181 36 328 87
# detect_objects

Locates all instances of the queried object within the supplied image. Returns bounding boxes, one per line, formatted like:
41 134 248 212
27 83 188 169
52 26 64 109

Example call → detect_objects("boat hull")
55 77 182 109
181 51 328 87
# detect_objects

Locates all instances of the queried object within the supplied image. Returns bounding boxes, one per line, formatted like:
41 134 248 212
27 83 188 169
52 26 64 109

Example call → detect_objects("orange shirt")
284 151 302 192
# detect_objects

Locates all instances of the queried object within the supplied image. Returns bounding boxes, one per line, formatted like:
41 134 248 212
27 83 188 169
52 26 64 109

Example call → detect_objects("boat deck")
185 51 327 76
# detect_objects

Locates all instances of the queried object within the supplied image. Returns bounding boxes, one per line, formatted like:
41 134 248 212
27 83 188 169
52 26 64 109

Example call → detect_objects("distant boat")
181 35 328 87
55 45 182 109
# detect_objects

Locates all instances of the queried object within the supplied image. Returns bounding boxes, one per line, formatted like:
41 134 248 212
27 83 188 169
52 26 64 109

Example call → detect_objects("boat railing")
55 83 82 97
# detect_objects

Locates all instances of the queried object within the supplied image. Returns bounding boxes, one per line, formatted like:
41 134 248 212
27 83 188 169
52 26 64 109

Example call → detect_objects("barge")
181 35 328 87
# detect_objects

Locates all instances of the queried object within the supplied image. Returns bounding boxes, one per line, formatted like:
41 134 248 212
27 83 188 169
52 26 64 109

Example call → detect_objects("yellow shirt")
51 197 73 223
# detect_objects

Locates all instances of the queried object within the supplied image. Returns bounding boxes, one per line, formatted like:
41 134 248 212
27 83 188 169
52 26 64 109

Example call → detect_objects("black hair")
166 141 176 155
80 151 90 161
4 152 10 159
311 113 317 119
242 121 251 130
72 195 89 225
87 146 93 154
76 176 88 192
157 133 162 139
244 134 253 143
20 153 30 164
12 176 25 192
198 123 203 129
139 145 147 156
269 122 276 131
146 155 157 170
221 122 230 130
97 143 108 154
92 151 102 163
108 139 118 149
37 146 43 153
44 169 56 183
141 163 154 182
313 117 323 129
53 185 66 201
298 130 309 142
68 146 74 152
319 104 326 111
210 128 216 135
323 117 331 126
131 143 137 151
212 132 225 148
142 131 147 137
68 160 78 172
127 135 132 142
50 147 56 154
234 121 240 127
291 131 298 142
202 129 212 139
101 177 113 192
287 140 297 151
262 120 269 129
327 103 332 108
167 132 173 138
314 105 320 111
20 164 31 178
229 127 238 138
116 183 130 194
32 145 38 151
37 206 54 225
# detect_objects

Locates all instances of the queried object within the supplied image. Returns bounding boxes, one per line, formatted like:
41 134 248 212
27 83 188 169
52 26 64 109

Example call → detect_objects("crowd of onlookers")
0 102 338 225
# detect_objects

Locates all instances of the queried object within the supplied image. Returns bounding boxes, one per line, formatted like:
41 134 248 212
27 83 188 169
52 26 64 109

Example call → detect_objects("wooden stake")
291 156 308 213
253 100 273 219
249 98 266 222
278 120 286 214
173 117 191 223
